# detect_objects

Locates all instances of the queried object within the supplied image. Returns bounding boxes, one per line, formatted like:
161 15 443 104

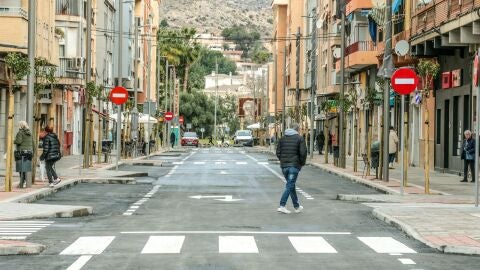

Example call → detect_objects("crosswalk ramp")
59 235 417 255
0 220 54 240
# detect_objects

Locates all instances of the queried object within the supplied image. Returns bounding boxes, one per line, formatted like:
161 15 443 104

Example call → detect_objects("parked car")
181 132 199 147
234 130 253 147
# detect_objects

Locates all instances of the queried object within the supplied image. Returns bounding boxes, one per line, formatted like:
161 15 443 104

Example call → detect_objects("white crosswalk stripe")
60 236 115 255
289 236 337 253
141 236 185 254
358 237 417 254
219 236 258 253
0 220 54 240
60 234 416 256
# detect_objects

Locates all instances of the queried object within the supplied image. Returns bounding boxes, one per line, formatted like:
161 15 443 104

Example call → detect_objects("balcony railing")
56 57 83 79
0 7 27 19
345 41 376 57
56 0 80 16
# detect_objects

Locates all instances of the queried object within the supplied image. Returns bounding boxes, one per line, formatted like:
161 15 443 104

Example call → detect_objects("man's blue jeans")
280 167 300 208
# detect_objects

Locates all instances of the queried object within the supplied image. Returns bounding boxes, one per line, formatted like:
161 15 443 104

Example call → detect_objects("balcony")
346 0 373 16
0 7 27 19
336 41 378 71
55 57 84 85
56 0 81 16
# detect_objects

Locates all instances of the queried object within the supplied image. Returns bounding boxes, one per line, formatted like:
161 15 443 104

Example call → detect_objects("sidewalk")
0 149 165 255
256 146 480 255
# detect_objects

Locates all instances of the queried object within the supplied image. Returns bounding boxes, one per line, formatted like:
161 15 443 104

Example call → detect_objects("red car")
181 132 199 147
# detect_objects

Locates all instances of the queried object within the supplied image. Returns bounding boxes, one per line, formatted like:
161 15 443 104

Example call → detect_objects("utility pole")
274 52 278 137
282 46 287 132
115 0 123 170
146 26 152 157
295 27 301 124
26 0 35 187
310 8 317 160
214 59 218 139
131 17 139 145
339 7 346 168
84 0 92 168
382 0 394 182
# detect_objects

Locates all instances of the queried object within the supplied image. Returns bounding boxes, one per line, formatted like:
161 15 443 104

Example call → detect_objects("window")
59 45 65 57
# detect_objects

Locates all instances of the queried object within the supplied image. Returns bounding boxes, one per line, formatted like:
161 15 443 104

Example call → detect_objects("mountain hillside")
161 0 273 36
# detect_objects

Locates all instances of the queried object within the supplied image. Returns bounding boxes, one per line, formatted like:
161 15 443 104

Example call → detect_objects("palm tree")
179 28 200 93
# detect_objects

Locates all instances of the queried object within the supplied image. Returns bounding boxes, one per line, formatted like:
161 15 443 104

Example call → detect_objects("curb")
0 240 45 256
371 208 480 255
336 194 397 203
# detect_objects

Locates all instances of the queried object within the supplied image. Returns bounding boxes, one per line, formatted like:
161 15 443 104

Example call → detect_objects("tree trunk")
366 108 373 176
97 99 102 164
324 125 328 164
424 100 430 194
353 109 358 172
32 100 41 184
89 112 94 166
83 102 91 168
183 64 190 93
4 78 14 192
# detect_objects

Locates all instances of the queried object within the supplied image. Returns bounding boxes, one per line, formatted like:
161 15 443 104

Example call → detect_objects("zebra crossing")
0 220 54 240
59 234 417 255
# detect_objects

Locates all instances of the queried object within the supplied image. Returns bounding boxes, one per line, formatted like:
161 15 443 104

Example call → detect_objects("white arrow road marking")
289 236 338 253
215 161 226 165
193 161 205 165
220 171 228 175
394 78 415 84
398 258 416 265
235 161 248 165
219 236 258 253
189 195 243 202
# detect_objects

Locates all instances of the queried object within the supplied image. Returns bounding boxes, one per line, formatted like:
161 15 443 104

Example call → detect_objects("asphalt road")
0 148 479 270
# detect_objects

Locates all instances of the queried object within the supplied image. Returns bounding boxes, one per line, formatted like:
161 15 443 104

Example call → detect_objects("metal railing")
345 41 376 56
56 0 80 16
0 7 27 19
55 57 83 79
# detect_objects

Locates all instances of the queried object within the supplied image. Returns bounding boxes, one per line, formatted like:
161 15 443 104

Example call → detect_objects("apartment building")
0 0 59 167
410 0 480 173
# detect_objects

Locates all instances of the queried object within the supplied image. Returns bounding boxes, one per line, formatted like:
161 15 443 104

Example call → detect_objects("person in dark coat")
316 131 325 155
170 132 176 148
276 123 307 214
328 131 333 154
40 126 61 187
14 121 34 188
461 130 475 183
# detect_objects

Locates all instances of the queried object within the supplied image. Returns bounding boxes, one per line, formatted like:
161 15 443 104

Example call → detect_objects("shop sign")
38 89 52 104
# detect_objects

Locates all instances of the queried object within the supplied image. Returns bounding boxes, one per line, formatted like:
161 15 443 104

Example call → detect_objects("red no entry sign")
109 86 128 105
164 111 174 121
391 68 418 95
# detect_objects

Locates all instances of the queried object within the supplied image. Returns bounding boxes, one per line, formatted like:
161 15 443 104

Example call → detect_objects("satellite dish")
395 40 409 56
333 48 341 59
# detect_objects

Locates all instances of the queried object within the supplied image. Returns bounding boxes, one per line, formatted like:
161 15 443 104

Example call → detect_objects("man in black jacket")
40 126 62 187
276 123 307 214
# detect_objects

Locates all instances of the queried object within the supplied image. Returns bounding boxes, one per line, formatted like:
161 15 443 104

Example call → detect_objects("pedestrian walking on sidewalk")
39 126 62 187
328 131 333 154
316 131 325 155
461 130 475 183
170 132 176 148
276 123 307 214
389 127 399 168
14 121 33 188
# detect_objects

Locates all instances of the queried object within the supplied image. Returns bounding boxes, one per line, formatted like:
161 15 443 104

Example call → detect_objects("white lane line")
398 258 416 265
60 236 115 255
122 213 133 216
306 198 315 200
0 236 26 240
121 231 351 235
257 162 269 165
65 255 93 270
245 154 258 162
0 221 54 224
172 162 184 165
235 161 248 165
0 233 32 235
289 236 338 253
130 206 139 209
219 236 258 253
261 164 286 183
389 253 402 256
165 175 171 178
358 237 416 254
141 236 185 254
194 161 205 165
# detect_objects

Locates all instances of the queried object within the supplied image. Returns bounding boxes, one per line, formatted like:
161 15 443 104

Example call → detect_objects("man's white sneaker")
294 206 304 213
277 206 291 214
53 179 61 185
49 183 55 187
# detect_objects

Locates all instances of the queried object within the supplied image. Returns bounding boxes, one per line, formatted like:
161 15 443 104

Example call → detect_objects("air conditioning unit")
332 22 341 34
67 57 83 70
452 69 462 87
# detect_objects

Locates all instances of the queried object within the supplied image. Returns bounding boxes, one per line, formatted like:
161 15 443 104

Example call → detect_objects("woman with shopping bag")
14 121 34 188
